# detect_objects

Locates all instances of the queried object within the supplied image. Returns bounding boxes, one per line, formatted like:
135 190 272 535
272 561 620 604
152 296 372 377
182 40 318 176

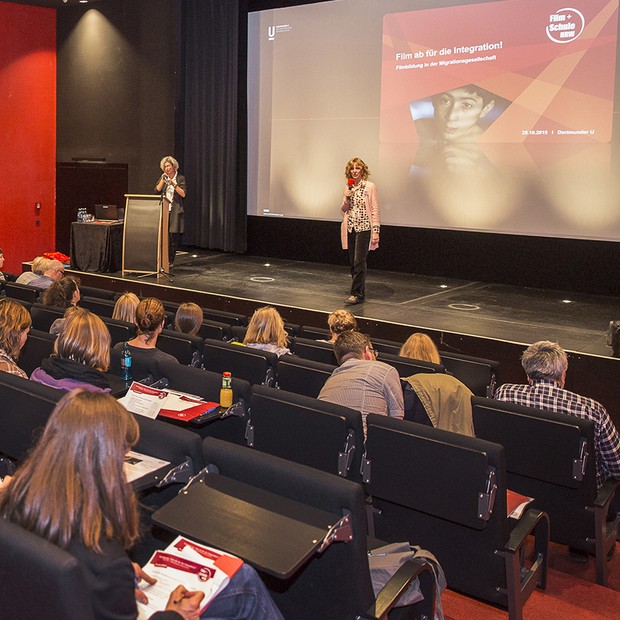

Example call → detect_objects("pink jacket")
340 180 380 250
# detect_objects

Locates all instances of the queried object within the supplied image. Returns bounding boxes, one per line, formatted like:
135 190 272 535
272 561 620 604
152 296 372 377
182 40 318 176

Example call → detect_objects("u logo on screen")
268 26 276 41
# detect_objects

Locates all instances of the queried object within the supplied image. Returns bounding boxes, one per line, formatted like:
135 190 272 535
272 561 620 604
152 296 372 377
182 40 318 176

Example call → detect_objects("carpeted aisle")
441 542 620 619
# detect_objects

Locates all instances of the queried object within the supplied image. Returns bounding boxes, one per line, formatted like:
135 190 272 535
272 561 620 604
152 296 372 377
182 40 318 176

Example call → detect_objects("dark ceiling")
2 0 104 8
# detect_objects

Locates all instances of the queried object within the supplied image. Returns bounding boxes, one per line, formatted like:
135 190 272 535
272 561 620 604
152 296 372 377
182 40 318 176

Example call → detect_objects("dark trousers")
347 229 371 300
169 233 181 265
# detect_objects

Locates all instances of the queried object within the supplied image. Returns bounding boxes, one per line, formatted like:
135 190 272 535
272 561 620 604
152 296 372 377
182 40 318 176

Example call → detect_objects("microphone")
348 178 354 190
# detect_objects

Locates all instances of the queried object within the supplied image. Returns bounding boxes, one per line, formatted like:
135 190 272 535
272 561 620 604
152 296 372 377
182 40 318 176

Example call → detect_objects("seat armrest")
593 478 619 510
506 508 549 555
502 508 549 616
365 557 436 620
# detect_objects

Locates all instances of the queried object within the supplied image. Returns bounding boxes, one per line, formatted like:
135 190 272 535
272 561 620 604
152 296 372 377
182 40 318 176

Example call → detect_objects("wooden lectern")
122 194 170 278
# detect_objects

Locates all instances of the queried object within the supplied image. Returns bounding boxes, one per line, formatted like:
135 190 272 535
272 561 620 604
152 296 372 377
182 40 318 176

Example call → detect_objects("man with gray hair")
495 340 620 489
318 330 404 436
25 259 65 291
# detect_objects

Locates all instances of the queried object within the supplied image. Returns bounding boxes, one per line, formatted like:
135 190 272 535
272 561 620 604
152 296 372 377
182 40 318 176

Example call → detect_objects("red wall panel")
0 2 56 273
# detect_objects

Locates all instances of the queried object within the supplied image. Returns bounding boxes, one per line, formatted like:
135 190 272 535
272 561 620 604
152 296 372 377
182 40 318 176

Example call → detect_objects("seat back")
19 329 56 377
162 302 247 327
440 352 499 397
197 319 231 341
80 296 117 318
289 336 337 365
371 338 402 356
379 351 445 377
372 339 499 397
202 339 277 386
248 385 364 481
109 346 165 383
133 414 205 506
135 414 204 473
30 303 65 332
99 316 137 346
157 360 251 445
200 438 374 620
276 356 336 398
79 285 115 299
0 372 63 462
0 518 94 620
472 396 598 546
229 325 247 342
365 413 509 607
5 282 40 303
158 329 203 366
202 307 247 326
300 325 331 340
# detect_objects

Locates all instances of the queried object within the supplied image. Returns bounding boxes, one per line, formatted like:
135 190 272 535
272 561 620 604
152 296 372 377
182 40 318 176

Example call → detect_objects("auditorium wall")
56 0 179 194
0 1 56 274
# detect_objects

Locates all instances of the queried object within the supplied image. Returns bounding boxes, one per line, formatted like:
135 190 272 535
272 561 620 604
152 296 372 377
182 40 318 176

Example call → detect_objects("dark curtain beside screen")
178 0 247 252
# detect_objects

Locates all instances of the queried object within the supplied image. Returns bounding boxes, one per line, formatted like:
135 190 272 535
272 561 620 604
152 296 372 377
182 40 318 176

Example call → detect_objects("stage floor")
106 250 618 359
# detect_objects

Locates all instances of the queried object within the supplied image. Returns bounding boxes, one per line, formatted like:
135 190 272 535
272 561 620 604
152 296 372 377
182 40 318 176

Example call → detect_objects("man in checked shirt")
495 340 620 490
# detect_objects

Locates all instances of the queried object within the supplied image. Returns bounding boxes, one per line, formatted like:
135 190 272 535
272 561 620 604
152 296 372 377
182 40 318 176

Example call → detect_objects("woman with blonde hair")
113 297 178 366
324 309 358 343
113 292 140 324
400 332 441 365
340 157 380 305
243 306 290 357
155 155 187 267
0 389 284 619
31 309 112 392
0 298 31 378
174 302 203 336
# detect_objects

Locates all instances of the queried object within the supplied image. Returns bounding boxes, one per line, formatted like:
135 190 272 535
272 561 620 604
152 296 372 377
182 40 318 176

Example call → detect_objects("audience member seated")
113 297 179 366
400 332 441 365
0 298 31 379
400 332 474 435
318 330 403 436
112 291 140 324
15 256 50 286
174 302 203 336
31 309 112 393
42 276 81 335
495 340 620 489
22 258 65 290
318 308 358 343
0 389 284 620
49 305 83 337
243 306 291 357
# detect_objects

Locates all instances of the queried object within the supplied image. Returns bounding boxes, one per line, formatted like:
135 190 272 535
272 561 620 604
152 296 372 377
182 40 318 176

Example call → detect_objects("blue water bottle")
121 342 132 383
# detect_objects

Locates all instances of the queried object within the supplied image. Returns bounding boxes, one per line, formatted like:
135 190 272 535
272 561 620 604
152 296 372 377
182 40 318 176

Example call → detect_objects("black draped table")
70 221 123 273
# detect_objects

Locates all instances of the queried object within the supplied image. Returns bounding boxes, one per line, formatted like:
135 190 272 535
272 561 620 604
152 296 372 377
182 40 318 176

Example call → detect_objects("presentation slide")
247 0 620 241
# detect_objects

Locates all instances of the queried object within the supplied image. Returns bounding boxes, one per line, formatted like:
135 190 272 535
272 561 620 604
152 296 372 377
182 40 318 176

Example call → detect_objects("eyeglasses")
368 347 379 359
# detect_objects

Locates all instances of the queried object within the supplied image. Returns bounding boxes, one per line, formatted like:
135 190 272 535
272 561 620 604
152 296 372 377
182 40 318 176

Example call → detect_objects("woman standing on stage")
340 157 380 305
155 156 187 268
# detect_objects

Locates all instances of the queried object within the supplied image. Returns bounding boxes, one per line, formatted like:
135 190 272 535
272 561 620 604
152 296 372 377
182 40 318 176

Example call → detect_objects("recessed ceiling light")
264 263 271 267
561 299 573 304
